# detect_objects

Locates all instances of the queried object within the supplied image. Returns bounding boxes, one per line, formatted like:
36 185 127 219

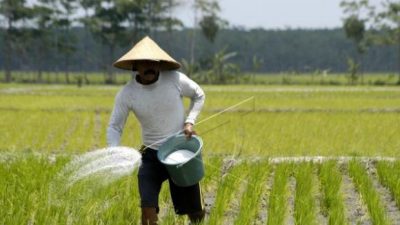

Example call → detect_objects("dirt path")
314 168 328 225
255 168 273 225
341 165 372 225
365 161 400 225
286 176 296 225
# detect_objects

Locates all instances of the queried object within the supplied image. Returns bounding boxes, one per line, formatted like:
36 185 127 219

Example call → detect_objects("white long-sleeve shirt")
107 71 205 150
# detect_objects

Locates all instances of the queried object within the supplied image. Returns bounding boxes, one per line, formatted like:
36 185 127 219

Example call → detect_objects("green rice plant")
293 163 316 225
267 163 292 225
202 156 223 199
2 84 400 156
0 155 68 224
376 161 400 209
199 111 400 157
119 113 143 149
233 160 270 225
64 112 94 152
0 154 142 225
0 111 19 150
4 71 400 86
11 112 41 150
348 160 390 225
207 160 249 225
318 161 347 225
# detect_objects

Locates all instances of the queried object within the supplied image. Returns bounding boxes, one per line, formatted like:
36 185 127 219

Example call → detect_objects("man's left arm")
179 73 205 138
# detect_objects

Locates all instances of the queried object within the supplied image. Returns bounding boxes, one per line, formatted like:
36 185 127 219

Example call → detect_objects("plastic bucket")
157 134 204 187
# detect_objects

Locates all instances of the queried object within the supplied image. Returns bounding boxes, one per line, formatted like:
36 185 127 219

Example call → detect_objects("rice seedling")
2 84 400 224
233 160 270 225
267 163 292 225
0 154 142 225
348 160 390 225
318 161 347 225
2 84 400 156
207 160 249 225
376 161 400 209
293 162 317 225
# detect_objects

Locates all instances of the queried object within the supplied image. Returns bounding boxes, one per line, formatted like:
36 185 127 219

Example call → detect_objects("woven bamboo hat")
113 36 181 71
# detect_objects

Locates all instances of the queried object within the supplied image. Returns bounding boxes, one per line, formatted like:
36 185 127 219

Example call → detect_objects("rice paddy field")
1 83 400 224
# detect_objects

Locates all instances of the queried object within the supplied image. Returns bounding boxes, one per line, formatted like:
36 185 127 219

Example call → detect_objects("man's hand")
183 123 196 139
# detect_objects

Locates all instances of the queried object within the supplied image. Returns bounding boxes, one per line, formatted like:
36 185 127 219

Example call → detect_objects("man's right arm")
107 90 129 147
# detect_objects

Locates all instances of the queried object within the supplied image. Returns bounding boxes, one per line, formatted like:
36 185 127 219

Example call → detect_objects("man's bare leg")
188 209 205 224
141 207 158 225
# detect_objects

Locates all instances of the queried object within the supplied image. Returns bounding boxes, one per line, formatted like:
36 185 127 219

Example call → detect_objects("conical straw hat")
113 36 181 71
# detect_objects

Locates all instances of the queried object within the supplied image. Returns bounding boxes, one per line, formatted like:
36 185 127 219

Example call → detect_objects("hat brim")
113 59 181 71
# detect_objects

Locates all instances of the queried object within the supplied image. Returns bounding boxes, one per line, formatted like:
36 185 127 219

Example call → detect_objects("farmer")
107 36 206 225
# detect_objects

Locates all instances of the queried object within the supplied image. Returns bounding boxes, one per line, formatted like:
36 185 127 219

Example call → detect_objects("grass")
267 163 291 225
2 71 399 86
246 73 400 86
1 83 400 224
207 160 250 225
208 159 249 225
1 154 400 224
376 161 400 209
0 154 141 225
293 163 316 225
318 161 347 225
233 160 270 225
348 160 390 225
1 84 400 156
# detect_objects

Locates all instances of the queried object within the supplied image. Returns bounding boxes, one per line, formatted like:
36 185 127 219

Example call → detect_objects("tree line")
0 0 224 83
0 0 399 84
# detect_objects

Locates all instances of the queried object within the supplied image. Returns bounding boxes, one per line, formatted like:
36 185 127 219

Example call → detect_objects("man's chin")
145 74 156 78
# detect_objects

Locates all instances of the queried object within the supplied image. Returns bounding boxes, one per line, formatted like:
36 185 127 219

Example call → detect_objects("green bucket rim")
158 134 203 166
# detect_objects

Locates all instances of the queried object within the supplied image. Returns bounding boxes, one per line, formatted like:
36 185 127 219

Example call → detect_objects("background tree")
31 0 55 83
189 0 223 66
374 1 400 84
121 0 182 41
0 0 32 82
341 0 400 84
78 0 99 85
143 0 182 36
55 0 78 84
251 55 263 84
340 0 371 84
207 48 239 84
89 0 127 84
197 0 226 43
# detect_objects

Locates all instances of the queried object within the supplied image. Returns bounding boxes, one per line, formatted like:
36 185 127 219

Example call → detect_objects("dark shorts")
138 146 204 215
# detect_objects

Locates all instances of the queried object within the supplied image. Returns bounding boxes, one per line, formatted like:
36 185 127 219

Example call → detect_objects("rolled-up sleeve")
179 73 205 125
107 90 130 147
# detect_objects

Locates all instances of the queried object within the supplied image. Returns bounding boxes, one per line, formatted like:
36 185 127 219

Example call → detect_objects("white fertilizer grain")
163 149 194 164
56 146 142 188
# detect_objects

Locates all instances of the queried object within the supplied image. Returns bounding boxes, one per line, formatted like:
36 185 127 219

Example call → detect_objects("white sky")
175 0 385 29
23 0 386 29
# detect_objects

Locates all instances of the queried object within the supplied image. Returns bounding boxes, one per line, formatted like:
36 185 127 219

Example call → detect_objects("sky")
175 0 384 29
23 0 385 30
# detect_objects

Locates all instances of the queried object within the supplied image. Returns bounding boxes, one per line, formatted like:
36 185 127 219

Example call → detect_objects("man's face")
136 60 160 82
